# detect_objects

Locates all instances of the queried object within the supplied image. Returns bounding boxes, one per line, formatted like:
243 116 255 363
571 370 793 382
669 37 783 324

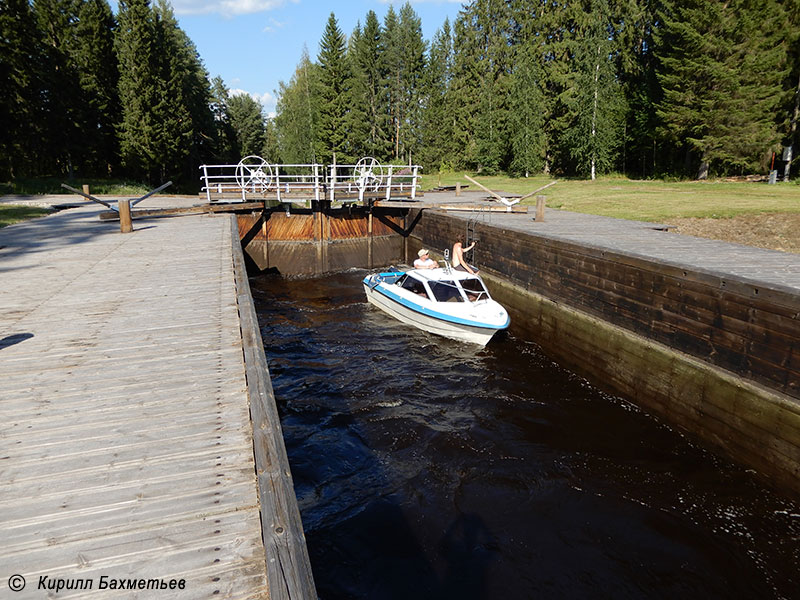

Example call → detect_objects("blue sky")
158 0 466 117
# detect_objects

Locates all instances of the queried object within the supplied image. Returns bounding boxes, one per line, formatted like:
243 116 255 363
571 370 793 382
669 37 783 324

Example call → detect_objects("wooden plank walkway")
0 203 310 598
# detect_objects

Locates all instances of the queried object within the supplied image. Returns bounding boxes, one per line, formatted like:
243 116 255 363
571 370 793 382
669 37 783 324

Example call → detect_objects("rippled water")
251 269 800 600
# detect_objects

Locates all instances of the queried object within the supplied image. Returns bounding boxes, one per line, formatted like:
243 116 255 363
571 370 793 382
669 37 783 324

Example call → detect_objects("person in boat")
452 241 478 274
413 248 438 269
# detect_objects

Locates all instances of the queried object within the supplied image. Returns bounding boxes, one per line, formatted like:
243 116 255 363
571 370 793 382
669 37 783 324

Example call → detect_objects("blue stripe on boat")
365 277 510 330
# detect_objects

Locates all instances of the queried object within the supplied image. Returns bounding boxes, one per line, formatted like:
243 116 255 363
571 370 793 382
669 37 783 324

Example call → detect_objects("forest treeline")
2 0 799 191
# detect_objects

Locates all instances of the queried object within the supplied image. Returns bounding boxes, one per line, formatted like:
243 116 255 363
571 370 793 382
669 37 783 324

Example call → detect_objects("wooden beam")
99 202 266 221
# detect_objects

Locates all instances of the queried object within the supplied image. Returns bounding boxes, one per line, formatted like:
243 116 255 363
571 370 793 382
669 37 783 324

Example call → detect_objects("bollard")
82 184 90 196
456 182 461 197
536 196 546 222
119 199 133 233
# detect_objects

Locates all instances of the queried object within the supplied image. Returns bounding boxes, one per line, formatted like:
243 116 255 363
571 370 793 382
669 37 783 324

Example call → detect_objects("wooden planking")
0 205 272 598
230 218 317 599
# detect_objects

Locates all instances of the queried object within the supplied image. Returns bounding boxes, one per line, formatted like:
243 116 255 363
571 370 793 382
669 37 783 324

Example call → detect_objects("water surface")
251 270 800 600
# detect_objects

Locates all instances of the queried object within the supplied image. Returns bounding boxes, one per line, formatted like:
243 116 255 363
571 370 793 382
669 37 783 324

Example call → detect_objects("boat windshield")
460 277 490 302
428 280 464 302
397 274 430 299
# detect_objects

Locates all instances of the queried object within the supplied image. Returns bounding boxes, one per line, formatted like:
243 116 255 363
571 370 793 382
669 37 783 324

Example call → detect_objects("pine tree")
316 12 349 164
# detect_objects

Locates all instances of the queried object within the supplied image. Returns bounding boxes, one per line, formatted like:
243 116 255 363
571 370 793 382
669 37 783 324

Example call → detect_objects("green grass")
420 173 800 222
0 205 54 229
1 177 149 196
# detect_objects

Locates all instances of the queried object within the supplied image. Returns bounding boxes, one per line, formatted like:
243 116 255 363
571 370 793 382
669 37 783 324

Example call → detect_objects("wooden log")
119 199 133 233
99 202 266 221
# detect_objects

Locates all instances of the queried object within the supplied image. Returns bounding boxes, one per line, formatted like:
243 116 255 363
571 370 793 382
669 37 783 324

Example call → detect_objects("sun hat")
418 249 429 257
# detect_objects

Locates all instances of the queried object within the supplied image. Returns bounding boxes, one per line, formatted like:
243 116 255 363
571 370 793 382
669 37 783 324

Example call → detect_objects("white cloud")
229 88 277 117
263 17 287 32
170 0 295 17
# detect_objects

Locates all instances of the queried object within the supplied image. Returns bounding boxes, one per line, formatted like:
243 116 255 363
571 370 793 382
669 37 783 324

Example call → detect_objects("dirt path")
666 213 800 254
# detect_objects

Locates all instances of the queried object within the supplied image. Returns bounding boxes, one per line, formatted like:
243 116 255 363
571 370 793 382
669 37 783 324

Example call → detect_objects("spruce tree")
210 76 236 163
470 0 512 174
562 0 626 179
72 0 120 175
396 3 426 164
153 0 214 186
449 11 482 169
0 0 47 178
655 0 788 178
115 0 161 180
349 11 389 160
420 19 455 171
316 12 349 164
274 49 320 164
344 23 371 161
508 41 546 177
33 0 85 176
228 93 267 158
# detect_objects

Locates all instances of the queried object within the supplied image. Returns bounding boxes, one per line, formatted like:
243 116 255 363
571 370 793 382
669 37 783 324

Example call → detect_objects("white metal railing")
199 156 421 203
326 160 420 203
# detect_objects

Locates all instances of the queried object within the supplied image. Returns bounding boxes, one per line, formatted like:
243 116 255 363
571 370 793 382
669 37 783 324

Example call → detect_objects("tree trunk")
697 157 709 180
590 48 600 181
784 72 799 182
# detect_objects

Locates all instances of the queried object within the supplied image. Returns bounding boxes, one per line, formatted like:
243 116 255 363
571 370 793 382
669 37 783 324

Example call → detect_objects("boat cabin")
393 270 491 304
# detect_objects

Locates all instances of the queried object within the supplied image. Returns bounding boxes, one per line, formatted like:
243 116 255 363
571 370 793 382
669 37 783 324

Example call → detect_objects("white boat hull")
363 280 505 346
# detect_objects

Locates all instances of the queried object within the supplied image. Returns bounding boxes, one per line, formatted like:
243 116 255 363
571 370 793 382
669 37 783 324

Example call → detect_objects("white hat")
418 249 429 257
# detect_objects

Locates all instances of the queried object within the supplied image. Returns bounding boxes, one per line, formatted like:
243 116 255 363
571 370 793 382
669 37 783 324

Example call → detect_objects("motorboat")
362 266 510 346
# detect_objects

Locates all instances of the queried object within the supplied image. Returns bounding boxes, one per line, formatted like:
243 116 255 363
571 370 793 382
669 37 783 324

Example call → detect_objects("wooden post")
535 196 546 222
368 210 373 269
456 182 461 196
82 184 90 196
119 199 133 233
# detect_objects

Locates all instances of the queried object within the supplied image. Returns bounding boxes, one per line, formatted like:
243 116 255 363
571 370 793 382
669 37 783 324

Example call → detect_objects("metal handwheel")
354 157 383 192
235 156 274 192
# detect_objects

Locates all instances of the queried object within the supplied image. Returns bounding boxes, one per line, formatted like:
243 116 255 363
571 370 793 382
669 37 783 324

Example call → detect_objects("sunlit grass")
420 173 800 221
2 177 149 196
0 205 54 229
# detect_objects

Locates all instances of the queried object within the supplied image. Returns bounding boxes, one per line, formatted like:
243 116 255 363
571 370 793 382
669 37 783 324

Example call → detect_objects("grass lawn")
1 177 150 197
0 205 54 229
420 173 800 222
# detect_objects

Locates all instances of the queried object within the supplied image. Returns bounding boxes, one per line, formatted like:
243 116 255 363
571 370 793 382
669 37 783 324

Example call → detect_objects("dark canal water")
250 269 800 600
